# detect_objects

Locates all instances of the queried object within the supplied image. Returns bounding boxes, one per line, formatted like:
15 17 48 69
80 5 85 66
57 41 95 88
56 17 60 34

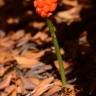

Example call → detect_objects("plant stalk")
47 19 67 85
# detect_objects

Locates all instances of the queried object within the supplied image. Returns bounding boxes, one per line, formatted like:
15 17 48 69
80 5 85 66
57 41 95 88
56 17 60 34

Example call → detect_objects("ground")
0 0 96 96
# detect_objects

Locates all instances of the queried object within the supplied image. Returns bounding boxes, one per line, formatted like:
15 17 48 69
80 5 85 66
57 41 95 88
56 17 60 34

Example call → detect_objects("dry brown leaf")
12 49 21 56
0 37 15 48
0 92 7 96
27 77 40 86
20 74 35 90
32 32 51 44
63 0 78 7
35 77 54 88
14 56 39 68
29 22 45 29
0 50 13 64
21 51 38 58
22 50 47 59
55 5 82 24
0 67 6 76
54 80 62 86
10 30 25 40
0 66 9 77
7 17 19 24
0 0 5 7
16 79 27 94
33 84 53 96
16 86 23 94
44 80 62 96
32 77 54 96
62 84 76 96
17 33 31 47
36 65 52 74
10 89 17 96
0 74 12 90
44 85 61 96
4 85 16 95
45 80 62 95
0 31 5 38
54 60 71 70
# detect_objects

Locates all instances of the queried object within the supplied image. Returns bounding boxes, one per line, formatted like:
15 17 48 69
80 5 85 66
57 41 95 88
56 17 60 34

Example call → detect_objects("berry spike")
34 0 58 17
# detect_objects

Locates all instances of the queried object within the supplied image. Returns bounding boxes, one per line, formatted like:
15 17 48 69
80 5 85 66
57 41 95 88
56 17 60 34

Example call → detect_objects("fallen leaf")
10 89 17 96
55 5 82 24
14 56 39 68
0 51 13 64
27 77 40 86
29 22 45 29
0 66 9 77
54 60 71 70
0 0 5 7
32 32 51 45
10 30 25 40
20 74 35 90
32 77 54 96
0 37 15 48
4 85 16 95
44 85 61 96
63 0 78 7
0 74 12 90
44 80 62 95
16 33 31 47
0 30 5 38
22 49 48 59
0 92 7 96
16 79 27 94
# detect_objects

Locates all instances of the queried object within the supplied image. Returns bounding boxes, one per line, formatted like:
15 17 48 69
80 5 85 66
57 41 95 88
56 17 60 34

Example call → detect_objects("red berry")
34 0 58 17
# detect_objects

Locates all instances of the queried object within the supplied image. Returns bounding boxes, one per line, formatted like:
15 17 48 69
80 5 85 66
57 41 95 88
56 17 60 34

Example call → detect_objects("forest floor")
0 0 96 96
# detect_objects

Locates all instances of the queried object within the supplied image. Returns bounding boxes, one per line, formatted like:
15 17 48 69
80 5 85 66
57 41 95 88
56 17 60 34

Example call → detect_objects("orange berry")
50 3 57 12
34 0 58 17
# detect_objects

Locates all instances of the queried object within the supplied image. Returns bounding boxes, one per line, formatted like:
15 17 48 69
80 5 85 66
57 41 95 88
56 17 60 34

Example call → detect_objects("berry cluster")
34 0 58 17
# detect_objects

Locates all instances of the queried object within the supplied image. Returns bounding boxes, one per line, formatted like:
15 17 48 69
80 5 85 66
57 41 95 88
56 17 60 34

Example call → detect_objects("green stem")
47 19 67 85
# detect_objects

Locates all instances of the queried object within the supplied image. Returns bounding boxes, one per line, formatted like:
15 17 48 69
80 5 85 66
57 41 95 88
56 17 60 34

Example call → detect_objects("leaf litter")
0 0 83 95
0 26 77 95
